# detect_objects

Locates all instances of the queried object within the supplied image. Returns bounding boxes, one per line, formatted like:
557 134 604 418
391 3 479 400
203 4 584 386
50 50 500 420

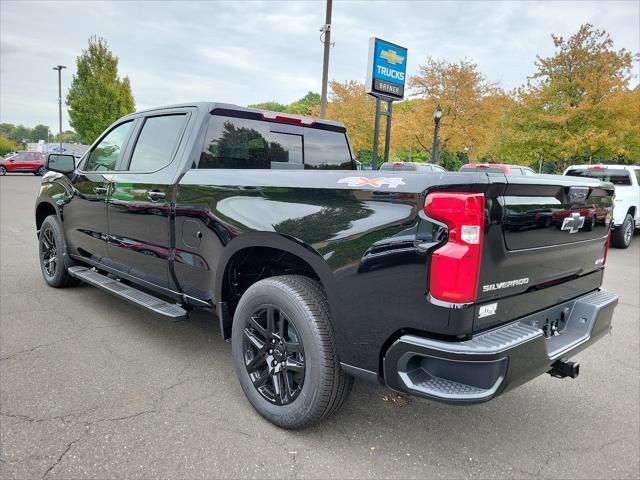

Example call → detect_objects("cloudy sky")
1 0 638 131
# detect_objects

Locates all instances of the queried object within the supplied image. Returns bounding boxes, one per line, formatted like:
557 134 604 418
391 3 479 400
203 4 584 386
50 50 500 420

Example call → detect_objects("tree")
248 101 288 112
31 124 50 142
287 91 321 115
0 135 19 156
395 58 510 161
53 130 82 144
66 36 135 144
490 24 639 169
316 81 378 156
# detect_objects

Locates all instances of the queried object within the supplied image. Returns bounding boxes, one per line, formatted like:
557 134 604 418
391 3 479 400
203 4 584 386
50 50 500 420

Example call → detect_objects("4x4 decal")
337 177 405 188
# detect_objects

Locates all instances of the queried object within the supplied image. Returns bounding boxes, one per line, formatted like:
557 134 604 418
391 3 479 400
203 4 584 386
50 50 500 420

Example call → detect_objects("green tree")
66 36 135 144
248 101 288 112
13 125 31 143
287 91 321 115
0 135 19 156
0 123 17 141
53 130 82 143
31 124 50 141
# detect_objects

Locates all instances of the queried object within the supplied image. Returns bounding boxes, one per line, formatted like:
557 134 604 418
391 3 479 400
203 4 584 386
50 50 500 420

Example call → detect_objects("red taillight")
424 192 485 304
588 165 607 170
261 112 314 126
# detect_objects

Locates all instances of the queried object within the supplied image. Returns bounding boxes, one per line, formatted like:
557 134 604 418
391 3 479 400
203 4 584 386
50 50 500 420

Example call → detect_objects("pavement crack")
41 433 85 480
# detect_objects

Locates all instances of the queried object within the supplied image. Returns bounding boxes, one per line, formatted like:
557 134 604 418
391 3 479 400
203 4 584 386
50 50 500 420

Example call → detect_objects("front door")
107 112 190 289
63 120 135 261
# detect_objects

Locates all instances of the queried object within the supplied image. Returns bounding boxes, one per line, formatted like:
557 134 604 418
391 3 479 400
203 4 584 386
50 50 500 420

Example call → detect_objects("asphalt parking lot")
1 174 638 479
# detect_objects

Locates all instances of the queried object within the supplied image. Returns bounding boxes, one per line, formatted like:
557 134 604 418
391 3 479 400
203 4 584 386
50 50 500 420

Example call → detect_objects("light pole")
431 105 442 164
319 0 333 119
53 65 66 153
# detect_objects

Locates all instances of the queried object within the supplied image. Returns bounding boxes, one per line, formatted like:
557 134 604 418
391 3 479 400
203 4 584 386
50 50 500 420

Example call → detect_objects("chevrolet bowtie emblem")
380 49 405 65
561 212 585 234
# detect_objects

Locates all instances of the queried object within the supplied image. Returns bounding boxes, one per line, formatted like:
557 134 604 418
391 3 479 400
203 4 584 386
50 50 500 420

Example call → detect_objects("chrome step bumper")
383 289 618 403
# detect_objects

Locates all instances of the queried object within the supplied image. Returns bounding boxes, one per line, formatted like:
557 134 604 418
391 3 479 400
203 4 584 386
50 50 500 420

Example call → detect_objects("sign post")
366 38 407 170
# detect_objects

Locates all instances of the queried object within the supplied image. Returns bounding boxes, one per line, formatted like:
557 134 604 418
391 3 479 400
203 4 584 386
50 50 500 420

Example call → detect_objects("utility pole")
319 0 333 118
53 65 66 153
431 105 442 164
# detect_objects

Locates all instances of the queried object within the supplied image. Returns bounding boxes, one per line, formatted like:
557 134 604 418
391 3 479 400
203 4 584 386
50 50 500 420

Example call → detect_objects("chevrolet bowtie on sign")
366 37 408 100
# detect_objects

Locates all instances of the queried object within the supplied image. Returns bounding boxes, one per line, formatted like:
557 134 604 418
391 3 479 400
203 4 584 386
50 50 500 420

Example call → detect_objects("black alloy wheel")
0 166 6 176
40 226 58 278
37 165 46 175
242 304 305 406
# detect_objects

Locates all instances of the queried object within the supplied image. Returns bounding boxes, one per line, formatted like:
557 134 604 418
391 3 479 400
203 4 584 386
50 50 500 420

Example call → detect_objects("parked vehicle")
0 151 47 176
36 103 618 429
460 163 536 175
564 164 640 249
380 161 446 173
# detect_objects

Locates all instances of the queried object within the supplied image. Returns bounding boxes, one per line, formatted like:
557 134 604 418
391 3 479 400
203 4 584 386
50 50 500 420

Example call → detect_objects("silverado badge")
338 177 405 188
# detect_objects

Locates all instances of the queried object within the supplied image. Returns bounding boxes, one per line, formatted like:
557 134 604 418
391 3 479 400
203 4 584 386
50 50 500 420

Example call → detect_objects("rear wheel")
611 213 634 249
231 275 352 429
0 166 6 176
39 215 79 287
35 165 46 176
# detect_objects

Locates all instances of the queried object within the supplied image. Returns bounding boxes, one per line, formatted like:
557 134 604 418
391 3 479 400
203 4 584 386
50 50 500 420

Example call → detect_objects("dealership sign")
366 37 408 99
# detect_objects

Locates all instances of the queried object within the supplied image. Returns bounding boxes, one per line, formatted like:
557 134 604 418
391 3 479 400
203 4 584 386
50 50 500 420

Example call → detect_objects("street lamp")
431 105 442 164
53 65 66 153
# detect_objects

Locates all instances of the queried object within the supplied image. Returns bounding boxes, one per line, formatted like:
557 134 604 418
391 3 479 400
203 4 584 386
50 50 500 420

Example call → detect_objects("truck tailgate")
474 174 614 331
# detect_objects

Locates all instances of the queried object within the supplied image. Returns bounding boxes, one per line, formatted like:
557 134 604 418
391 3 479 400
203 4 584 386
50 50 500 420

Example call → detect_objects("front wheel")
611 213 634 249
39 215 79 287
231 275 352 429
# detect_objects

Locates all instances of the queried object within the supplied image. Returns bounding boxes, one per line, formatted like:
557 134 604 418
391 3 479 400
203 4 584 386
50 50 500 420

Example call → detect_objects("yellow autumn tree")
393 58 510 161
314 80 380 159
490 24 639 170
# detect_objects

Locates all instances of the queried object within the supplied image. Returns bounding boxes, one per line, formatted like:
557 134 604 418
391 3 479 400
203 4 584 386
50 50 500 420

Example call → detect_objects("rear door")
107 110 191 289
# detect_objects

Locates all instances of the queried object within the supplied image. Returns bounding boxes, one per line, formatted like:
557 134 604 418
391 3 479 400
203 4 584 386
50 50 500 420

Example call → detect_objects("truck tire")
611 213 634 249
38 215 79 287
231 275 353 429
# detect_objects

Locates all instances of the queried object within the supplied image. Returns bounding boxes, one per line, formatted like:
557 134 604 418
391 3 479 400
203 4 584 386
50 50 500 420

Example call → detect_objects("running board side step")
68 266 187 321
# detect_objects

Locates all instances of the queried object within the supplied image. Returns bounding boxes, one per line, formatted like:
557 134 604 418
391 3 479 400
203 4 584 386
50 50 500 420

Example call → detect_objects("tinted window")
303 128 352 170
128 114 186 172
200 116 298 169
379 162 418 171
634 170 640 184
566 168 632 186
199 115 351 170
462 166 505 173
86 121 133 172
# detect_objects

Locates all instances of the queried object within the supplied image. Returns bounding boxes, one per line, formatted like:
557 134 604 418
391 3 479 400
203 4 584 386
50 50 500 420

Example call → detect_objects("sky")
1 0 639 131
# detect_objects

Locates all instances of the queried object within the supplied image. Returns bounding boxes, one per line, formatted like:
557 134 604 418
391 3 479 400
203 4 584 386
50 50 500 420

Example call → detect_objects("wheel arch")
214 232 342 336
35 200 59 233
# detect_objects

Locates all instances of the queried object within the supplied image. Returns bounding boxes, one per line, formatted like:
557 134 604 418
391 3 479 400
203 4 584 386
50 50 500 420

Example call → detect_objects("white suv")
564 164 640 248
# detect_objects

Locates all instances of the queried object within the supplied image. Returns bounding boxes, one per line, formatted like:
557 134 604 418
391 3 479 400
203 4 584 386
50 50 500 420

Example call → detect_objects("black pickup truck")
36 103 618 428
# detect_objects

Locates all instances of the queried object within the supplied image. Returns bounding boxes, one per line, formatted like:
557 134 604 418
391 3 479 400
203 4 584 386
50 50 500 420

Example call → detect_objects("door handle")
147 191 166 201
94 186 108 195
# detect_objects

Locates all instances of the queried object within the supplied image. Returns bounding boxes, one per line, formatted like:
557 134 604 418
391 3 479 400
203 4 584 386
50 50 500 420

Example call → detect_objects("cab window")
85 121 134 172
127 114 187 172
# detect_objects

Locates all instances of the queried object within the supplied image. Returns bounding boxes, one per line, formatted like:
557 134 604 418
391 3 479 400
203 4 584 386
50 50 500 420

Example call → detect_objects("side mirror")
47 154 75 174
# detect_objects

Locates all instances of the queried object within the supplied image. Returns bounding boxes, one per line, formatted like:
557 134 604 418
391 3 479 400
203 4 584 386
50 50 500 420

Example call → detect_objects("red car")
460 163 536 175
0 151 47 176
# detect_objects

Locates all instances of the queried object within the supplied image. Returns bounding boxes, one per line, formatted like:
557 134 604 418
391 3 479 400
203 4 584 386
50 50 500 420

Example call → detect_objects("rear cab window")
198 112 353 170
566 168 632 186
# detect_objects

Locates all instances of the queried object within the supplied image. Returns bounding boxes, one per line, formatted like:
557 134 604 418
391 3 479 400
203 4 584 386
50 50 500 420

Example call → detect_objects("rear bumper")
383 289 617 404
